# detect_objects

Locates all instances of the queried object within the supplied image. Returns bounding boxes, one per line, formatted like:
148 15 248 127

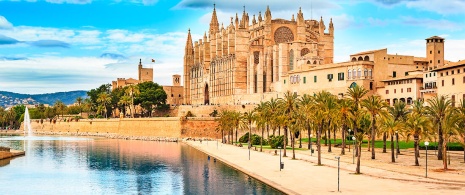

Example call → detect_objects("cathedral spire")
185 28 193 52
209 4 219 35
258 11 262 22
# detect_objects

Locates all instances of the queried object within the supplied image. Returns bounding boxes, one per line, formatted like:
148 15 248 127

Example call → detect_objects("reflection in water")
0 136 282 195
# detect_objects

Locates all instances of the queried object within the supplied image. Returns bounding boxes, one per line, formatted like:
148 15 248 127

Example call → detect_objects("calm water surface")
0 136 282 195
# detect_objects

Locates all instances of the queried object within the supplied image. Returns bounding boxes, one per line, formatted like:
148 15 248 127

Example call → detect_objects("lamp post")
335 156 340 192
425 141 429 178
352 136 356 164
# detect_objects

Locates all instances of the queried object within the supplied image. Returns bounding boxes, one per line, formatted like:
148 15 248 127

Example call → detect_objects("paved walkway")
186 140 465 195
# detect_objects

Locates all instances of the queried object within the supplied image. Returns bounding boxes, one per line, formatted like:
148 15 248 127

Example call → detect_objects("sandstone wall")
27 117 219 139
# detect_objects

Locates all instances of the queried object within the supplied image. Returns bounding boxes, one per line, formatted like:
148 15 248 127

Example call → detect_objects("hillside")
0 90 88 108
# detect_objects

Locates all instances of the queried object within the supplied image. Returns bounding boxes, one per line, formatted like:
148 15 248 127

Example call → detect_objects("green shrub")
269 135 284 149
238 132 267 145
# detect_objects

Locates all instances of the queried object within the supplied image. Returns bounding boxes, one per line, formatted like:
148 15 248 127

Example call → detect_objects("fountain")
23 107 32 137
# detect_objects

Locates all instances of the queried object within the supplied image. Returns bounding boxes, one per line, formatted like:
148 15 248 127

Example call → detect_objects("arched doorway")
349 82 357 88
204 83 210 105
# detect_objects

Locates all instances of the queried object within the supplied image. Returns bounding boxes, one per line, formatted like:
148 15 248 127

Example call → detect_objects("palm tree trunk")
341 123 346 155
438 124 443 160
317 123 322 165
283 126 287 157
414 136 419 166
333 128 336 142
292 133 296 159
328 120 332 152
324 129 328 146
235 127 238 144
391 134 395 163
396 132 400 155
299 130 302 148
443 141 448 170
266 124 269 139
371 117 376 159
356 142 361 174
278 126 281 136
383 132 387 153
249 123 252 149
307 123 311 150
260 127 264 152
354 126 359 157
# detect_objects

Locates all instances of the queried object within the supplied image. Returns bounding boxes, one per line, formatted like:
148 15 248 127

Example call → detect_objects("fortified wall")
26 117 219 139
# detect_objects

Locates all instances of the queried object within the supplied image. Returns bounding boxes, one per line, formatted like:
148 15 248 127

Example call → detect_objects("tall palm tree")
255 102 268 152
362 95 388 159
346 85 368 157
389 101 409 154
267 98 280 136
405 112 432 166
278 91 298 157
427 95 452 160
243 110 256 149
313 91 333 165
125 85 140 118
299 94 315 150
76 97 83 117
353 109 371 174
118 95 131 117
441 108 460 170
229 110 242 144
457 99 465 162
338 98 353 155
54 100 66 118
97 92 111 118
216 110 231 143
379 116 403 162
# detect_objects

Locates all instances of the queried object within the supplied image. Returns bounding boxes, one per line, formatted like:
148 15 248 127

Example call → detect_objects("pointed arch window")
364 69 368 77
289 49 294 71
348 69 352 79
368 69 372 78
352 69 356 79
357 69 362 78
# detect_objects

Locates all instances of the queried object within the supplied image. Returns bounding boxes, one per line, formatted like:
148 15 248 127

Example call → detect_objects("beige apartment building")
435 61 465 106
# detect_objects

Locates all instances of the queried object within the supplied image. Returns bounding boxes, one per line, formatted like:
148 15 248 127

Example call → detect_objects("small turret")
291 14 295 22
203 31 207 42
329 18 334 35
258 12 262 22
252 14 256 25
265 5 272 23
235 13 239 29
297 7 304 24
319 16 325 35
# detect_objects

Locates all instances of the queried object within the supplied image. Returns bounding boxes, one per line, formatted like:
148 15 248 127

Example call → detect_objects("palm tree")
97 92 111 118
353 109 371 174
379 116 403 162
5 109 16 129
118 95 131 117
427 95 452 160
243 110 256 149
346 85 368 157
441 108 460 170
338 98 353 155
267 98 280 136
388 101 408 154
76 97 83 117
362 95 388 159
313 91 333 165
457 99 465 162
255 102 268 152
125 85 140 118
405 112 432 166
278 91 298 157
229 110 242 144
216 110 231 143
299 94 315 150
54 100 66 118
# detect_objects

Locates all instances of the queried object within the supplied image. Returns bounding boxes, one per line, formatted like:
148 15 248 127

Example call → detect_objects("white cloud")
405 0 465 15
401 16 462 31
0 16 13 29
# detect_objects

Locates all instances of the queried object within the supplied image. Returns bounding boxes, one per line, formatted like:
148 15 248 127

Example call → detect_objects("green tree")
405 112 432 166
97 93 111 118
389 101 409 154
346 85 368 158
125 85 140 118
379 116 403 162
118 95 131 117
427 95 452 160
134 82 167 117
76 97 83 116
278 91 298 157
362 95 388 159
338 98 353 155
243 110 256 149
54 101 66 118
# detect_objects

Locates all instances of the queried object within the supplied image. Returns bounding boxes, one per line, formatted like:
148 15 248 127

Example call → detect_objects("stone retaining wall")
25 117 220 139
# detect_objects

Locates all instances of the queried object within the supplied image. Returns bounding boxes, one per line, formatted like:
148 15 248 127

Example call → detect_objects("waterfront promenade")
186 140 465 194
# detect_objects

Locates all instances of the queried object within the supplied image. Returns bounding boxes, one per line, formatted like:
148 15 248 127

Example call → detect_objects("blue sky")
1 0 464 94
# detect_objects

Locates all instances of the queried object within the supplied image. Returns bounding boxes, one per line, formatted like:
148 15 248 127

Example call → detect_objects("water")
0 136 282 195
23 107 32 136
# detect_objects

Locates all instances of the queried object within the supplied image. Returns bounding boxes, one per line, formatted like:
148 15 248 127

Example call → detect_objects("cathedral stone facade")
183 6 334 105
